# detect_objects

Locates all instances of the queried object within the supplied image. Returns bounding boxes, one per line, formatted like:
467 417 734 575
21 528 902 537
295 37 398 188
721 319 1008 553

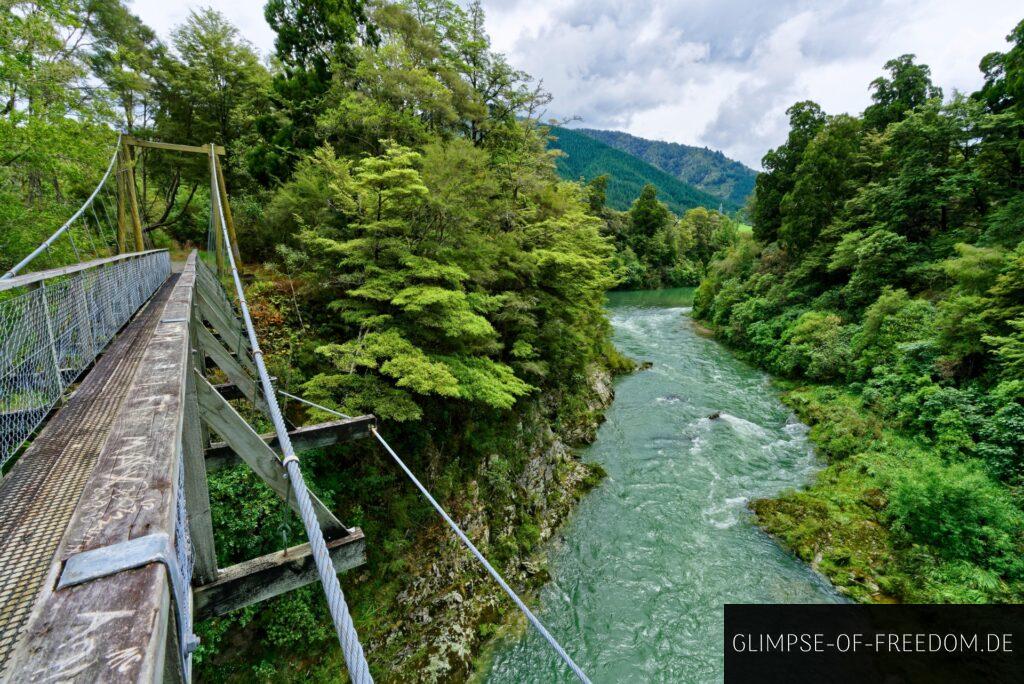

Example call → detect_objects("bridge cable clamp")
58 533 200 671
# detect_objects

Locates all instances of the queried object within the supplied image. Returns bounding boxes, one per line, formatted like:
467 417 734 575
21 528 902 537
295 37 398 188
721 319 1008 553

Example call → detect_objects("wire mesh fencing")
0 251 171 469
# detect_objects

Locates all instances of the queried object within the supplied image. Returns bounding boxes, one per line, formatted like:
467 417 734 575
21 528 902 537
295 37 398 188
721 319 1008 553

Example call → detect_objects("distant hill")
548 126 732 215
575 128 757 209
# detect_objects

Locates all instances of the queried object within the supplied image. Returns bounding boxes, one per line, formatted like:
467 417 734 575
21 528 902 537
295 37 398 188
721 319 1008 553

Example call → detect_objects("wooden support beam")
195 257 235 317
125 135 225 156
184 319 218 585
213 153 241 265
121 144 145 252
209 148 226 274
195 285 257 377
212 381 246 401
116 145 127 253
205 416 375 471
194 531 365 620
195 322 266 413
194 372 347 538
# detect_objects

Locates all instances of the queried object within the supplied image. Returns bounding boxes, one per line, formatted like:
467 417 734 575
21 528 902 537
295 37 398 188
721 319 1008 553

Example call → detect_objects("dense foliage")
547 125 734 214
588 179 740 290
575 127 756 209
697 29 1024 603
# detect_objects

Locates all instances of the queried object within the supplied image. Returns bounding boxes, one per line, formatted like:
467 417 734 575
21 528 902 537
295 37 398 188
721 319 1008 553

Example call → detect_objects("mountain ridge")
574 127 757 208
547 126 734 215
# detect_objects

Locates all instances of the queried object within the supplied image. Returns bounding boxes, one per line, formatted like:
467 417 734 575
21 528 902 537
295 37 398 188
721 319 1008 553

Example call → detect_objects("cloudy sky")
130 0 1023 168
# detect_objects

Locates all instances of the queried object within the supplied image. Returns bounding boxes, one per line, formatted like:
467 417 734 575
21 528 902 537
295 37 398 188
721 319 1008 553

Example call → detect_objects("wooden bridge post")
116 144 128 253
208 146 226 274
213 154 241 264
120 144 145 252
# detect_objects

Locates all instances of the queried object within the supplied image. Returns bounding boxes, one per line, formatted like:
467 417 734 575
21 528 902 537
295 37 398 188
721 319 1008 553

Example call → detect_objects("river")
484 289 843 683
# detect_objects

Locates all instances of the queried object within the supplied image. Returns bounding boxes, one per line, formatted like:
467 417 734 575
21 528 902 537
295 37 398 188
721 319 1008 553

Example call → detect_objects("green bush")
886 456 1024 579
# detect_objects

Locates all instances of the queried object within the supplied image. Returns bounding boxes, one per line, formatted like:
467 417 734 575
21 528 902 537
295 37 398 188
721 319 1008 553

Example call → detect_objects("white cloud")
128 0 276 59
481 0 1023 167
128 0 1023 167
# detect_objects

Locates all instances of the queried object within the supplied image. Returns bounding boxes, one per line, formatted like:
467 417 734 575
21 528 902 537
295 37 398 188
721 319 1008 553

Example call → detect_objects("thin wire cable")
2 134 122 280
66 225 80 261
207 145 373 683
278 390 592 684
277 389 353 419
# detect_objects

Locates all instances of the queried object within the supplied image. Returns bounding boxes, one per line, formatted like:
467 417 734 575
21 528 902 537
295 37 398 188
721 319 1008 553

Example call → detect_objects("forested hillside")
548 125 735 214
1 1 629 680
695 31 1024 603
577 128 756 208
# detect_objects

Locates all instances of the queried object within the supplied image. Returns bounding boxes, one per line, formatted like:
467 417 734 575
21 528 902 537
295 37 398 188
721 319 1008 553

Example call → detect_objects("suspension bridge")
0 136 591 682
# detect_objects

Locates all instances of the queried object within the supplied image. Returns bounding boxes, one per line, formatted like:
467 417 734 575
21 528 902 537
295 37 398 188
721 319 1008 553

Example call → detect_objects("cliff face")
371 365 614 682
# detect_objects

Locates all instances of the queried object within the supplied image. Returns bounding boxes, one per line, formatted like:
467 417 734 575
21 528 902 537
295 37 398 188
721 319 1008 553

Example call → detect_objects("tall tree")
863 54 943 131
750 101 826 244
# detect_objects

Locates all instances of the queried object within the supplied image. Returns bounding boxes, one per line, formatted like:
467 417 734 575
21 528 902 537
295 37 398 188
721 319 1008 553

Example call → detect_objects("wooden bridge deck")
0 272 177 678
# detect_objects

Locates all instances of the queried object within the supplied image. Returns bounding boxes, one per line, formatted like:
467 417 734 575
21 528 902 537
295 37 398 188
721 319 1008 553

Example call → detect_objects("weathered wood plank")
0 250 167 292
205 416 375 471
124 135 225 156
194 373 347 538
195 285 257 379
183 320 218 586
5 252 198 683
195 322 265 413
195 259 235 318
194 531 366 620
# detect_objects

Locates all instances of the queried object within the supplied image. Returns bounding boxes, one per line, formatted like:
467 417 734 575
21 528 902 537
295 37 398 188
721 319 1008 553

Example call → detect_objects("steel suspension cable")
280 390 593 683
207 145 373 683
2 134 122 280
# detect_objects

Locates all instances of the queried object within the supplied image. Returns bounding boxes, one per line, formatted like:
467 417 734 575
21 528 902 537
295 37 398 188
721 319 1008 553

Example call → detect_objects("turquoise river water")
484 289 843 683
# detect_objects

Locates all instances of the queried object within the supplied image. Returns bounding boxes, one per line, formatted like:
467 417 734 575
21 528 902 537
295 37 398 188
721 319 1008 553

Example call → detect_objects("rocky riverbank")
362 364 615 682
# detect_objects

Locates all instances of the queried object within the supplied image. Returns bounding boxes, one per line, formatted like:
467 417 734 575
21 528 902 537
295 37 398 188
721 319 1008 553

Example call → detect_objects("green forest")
695 31 1024 602
1 0 629 680
4 0 1024 680
575 127 757 209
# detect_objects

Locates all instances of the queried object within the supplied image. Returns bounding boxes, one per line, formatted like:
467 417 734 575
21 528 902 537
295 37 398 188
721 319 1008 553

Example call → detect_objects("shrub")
886 456 1024 579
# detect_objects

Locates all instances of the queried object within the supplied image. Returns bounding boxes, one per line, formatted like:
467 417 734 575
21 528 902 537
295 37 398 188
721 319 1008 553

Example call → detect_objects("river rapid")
484 289 843 683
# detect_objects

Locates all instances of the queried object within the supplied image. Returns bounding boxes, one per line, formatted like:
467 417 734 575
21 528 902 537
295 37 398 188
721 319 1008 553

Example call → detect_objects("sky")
130 0 1023 168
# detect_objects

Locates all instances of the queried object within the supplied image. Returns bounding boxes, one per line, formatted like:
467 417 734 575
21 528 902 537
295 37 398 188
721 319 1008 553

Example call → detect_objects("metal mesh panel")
0 251 170 469
174 449 197 676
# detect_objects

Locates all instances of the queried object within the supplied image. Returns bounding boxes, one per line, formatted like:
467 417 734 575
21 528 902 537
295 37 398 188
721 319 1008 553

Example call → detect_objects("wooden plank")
212 381 246 401
194 373 347 538
5 252 198 683
195 288 258 379
214 154 241 265
183 320 218 585
194 531 366 620
195 258 234 317
125 135 225 156
195 283 247 353
205 416 375 471
195 322 266 413
0 250 167 292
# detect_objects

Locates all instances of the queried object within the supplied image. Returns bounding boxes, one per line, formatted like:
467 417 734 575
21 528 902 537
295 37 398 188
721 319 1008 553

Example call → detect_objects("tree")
256 0 375 180
863 54 943 131
750 101 826 244
778 114 862 252
586 174 608 214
